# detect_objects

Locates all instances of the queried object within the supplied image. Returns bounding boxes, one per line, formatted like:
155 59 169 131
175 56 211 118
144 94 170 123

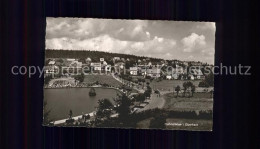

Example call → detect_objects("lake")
44 87 120 121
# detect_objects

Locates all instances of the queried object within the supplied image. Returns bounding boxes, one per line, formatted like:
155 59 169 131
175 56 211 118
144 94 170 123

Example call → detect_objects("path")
111 73 145 93
136 90 172 112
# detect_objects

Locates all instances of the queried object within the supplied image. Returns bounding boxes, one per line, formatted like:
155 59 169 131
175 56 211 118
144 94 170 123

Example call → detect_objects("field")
163 92 213 112
147 80 201 91
83 75 122 87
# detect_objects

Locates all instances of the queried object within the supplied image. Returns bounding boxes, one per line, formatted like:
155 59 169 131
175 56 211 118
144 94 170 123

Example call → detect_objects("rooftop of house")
48 61 55 65
130 67 138 71
86 58 92 61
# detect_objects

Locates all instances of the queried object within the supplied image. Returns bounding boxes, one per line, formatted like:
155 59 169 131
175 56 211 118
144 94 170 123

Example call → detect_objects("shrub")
198 81 210 87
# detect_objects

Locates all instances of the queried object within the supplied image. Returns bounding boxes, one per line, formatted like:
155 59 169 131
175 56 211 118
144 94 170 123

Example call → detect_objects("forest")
45 49 164 63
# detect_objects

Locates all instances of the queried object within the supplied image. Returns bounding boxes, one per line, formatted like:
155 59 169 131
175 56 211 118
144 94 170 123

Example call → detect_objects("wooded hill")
45 49 164 63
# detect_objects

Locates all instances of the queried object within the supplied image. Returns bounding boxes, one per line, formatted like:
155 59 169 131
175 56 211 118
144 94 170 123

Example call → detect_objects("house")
130 67 138 75
197 75 205 79
190 61 202 66
175 65 184 74
105 65 111 72
86 57 92 61
148 62 152 66
191 68 204 79
60 60 82 75
113 57 120 61
189 75 195 80
48 60 55 65
166 75 172 80
172 74 178 80
63 60 73 67
82 64 91 73
171 65 185 79
183 61 189 66
102 61 107 66
45 65 58 74
70 61 82 68
85 58 92 65
147 68 161 78
67 58 76 61
55 61 62 66
115 62 125 69
140 68 147 76
90 62 102 71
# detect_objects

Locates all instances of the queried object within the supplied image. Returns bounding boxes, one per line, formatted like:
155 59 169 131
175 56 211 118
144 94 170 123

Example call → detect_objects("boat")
89 88 96 96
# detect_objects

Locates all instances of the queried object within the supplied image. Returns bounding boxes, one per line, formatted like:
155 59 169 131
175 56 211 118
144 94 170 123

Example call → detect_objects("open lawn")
163 92 213 112
136 118 153 129
147 80 201 91
83 75 122 87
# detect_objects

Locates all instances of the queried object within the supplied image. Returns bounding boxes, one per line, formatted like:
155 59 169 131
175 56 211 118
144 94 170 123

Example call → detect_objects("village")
44 54 212 83
43 50 214 130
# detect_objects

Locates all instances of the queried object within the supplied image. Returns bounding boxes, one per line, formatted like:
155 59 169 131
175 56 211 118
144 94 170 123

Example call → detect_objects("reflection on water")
44 88 119 121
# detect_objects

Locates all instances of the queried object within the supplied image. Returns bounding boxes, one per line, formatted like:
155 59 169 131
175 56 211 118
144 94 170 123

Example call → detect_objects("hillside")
45 49 164 63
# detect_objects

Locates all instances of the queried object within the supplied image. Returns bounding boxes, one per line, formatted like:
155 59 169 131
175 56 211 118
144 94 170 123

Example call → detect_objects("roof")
192 69 203 75
86 58 92 61
48 61 55 65
90 62 101 67
130 67 138 71
70 61 82 67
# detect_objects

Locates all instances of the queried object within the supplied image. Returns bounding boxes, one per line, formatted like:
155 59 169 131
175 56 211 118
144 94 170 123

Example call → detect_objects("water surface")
44 87 119 121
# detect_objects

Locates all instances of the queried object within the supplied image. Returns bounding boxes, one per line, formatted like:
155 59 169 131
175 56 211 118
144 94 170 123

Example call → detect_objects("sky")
46 17 215 64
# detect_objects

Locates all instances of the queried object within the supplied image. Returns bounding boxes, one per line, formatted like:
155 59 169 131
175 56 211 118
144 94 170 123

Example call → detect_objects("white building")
172 74 178 80
67 58 75 61
102 61 107 65
166 75 172 80
130 67 138 75
91 62 102 71
115 62 125 69
105 65 111 72
45 66 58 74
175 65 184 74
191 68 204 79
113 57 120 61
189 75 195 80
70 61 82 68
85 58 92 65
48 60 55 65
147 68 161 78
86 57 92 61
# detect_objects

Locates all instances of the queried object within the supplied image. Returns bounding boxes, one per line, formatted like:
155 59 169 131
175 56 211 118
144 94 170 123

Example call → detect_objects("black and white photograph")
43 18 215 131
